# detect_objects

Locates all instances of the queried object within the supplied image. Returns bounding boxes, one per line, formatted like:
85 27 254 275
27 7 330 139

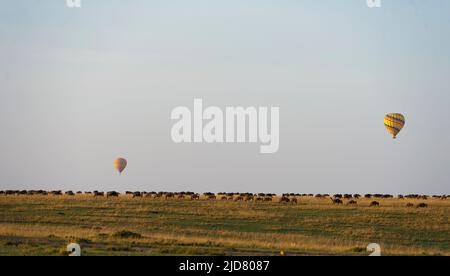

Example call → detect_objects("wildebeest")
416 203 428 208
244 196 254 201
65 191 75 196
164 193 175 199
93 191 104 197
290 198 298 204
279 197 290 203
254 197 263 202
206 195 216 200
406 203 414 207
369 201 380 207
347 200 357 205
132 192 142 198
107 191 120 197
234 196 244 202
330 197 343 205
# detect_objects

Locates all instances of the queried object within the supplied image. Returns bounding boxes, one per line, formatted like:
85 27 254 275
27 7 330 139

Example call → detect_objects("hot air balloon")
384 113 405 139
114 158 127 174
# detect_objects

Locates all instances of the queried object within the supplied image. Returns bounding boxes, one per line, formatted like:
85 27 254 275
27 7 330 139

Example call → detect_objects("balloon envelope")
384 113 405 138
114 158 127 174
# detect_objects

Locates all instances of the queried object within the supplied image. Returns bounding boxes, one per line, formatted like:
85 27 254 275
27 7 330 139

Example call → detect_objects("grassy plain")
0 195 448 256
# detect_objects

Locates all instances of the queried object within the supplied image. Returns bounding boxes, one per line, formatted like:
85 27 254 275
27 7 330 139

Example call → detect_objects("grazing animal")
290 198 298 204
93 191 104 197
107 191 119 197
406 203 414 207
369 201 380 207
132 192 142 198
279 197 290 203
330 197 343 205
416 203 428 208
347 200 357 205
244 196 254 201
234 196 244 202
191 194 200 200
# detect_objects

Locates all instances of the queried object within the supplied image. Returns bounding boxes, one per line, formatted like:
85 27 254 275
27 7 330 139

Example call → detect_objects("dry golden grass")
0 194 448 255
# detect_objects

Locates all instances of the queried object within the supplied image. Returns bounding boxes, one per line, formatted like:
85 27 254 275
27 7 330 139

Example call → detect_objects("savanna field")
0 193 449 256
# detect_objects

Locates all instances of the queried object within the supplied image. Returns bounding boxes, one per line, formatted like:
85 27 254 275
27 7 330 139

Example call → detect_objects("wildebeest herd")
0 190 447 208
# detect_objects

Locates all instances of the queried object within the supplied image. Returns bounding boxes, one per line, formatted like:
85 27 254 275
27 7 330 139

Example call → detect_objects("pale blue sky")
0 0 449 194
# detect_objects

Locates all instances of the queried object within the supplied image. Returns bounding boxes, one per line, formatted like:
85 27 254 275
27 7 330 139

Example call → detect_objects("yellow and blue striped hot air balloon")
384 113 405 139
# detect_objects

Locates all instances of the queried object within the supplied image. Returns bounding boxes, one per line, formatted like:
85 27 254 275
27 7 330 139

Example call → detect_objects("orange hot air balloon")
114 158 127 174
